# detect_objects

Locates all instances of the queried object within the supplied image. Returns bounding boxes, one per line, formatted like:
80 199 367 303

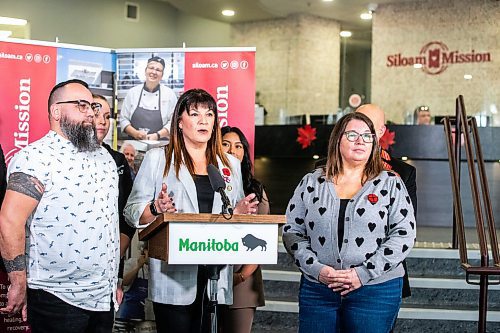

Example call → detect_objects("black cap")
147 56 165 69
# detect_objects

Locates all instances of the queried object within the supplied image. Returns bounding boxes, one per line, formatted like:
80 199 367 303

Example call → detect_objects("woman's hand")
137 249 149 267
135 130 147 140
233 272 244 286
155 183 176 214
319 266 351 290
338 269 362 295
146 133 160 141
234 193 259 214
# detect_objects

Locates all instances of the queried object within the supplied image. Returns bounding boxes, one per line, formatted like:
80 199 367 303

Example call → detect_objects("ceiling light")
0 30 12 38
413 63 423 69
360 12 372 20
464 74 472 80
340 31 352 38
322 0 334 2
221 9 235 17
0 16 27 26
312 155 320 160
401 156 408 161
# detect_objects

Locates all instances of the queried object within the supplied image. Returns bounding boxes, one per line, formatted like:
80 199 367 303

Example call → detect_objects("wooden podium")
139 213 286 264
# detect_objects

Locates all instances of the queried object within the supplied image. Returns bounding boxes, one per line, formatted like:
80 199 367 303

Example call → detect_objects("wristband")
149 200 160 216
156 132 161 140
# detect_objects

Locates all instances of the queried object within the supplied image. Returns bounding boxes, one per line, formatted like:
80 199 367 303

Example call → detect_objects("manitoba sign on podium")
139 213 285 264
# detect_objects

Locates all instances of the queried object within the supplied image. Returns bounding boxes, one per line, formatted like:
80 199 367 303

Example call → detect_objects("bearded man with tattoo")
0 79 120 333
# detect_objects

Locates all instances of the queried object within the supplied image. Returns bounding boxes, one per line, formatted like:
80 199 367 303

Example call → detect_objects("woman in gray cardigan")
283 112 416 333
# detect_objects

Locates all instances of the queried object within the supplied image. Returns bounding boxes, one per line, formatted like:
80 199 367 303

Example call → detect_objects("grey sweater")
283 169 416 286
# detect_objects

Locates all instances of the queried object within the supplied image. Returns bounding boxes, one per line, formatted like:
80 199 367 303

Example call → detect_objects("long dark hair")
164 89 229 177
221 126 266 203
325 112 383 184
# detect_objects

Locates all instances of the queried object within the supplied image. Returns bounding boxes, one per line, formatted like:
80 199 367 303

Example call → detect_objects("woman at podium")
283 113 416 333
220 126 268 333
124 88 258 333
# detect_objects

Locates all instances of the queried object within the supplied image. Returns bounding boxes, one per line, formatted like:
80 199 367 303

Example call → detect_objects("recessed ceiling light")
413 63 423 69
0 30 12 38
360 12 372 20
401 156 408 161
322 0 334 2
222 9 235 17
339 31 352 38
0 16 27 26
464 74 472 80
312 155 320 160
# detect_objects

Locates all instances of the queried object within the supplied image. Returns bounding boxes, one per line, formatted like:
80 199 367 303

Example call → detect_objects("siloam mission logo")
179 234 267 252
386 41 492 75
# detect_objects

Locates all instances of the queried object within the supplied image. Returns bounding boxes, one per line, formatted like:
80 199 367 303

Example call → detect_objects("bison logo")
241 234 267 251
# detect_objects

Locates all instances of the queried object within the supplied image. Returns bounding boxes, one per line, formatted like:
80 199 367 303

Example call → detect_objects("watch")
149 200 160 216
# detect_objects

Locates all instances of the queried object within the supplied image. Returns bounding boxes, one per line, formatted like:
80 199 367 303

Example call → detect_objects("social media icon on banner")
230 60 239 69
25 53 33 62
34 54 42 63
221 60 229 69
43 55 51 64
240 61 248 69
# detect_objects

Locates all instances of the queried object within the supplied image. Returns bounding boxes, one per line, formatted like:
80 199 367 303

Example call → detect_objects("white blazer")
124 147 244 305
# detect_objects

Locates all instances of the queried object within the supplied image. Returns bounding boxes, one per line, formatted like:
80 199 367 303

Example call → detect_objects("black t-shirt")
102 143 135 240
338 199 350 251
193 175 214 213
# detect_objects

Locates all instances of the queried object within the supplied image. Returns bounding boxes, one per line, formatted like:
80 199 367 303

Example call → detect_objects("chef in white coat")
120 56 177 141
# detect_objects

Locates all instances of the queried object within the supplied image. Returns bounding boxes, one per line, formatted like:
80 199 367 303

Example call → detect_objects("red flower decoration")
296 125 317 149
367 193 378 205
379 129 396 150
222 168 231 177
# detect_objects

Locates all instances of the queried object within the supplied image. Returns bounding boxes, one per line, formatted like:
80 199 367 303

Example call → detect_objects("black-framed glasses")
55 100 101 116
344 130 375 143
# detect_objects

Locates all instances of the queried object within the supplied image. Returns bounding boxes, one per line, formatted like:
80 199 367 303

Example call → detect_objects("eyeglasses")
55 100 101 116
344 130 375 143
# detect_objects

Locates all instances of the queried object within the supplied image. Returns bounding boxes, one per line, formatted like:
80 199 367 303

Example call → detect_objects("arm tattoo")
2 254 26 273
7 172 44 201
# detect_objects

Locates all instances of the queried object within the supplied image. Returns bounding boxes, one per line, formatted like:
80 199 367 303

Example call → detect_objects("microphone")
207 164 233 215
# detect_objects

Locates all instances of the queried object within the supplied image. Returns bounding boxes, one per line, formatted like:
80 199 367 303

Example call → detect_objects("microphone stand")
208 198 232 333
207 264 224 333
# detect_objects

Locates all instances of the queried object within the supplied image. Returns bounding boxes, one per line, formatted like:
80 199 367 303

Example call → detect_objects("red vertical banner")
184 50 256 159
0 41 56 166
0 41 56 333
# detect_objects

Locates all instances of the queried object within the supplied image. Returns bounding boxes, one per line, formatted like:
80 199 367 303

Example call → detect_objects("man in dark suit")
357 104 417 332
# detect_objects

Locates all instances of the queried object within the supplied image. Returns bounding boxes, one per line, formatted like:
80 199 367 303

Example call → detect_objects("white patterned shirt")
7 131 120 311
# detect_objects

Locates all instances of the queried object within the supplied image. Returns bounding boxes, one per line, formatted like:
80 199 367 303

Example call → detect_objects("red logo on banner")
0 41 56 165
184 51 256 159
386 41 492 75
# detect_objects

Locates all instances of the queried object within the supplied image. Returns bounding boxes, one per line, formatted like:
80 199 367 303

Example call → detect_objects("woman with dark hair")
283 112 416 333
220 126 267 333
124 89 258 333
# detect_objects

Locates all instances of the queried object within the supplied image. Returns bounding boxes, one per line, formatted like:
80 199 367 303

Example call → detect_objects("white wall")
1 0 231 48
